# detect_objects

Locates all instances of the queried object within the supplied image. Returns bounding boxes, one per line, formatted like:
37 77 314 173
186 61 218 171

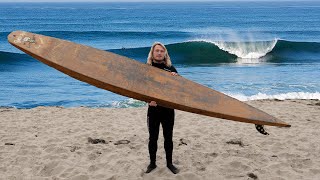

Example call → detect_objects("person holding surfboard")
8 31 289 175
145 42 180 174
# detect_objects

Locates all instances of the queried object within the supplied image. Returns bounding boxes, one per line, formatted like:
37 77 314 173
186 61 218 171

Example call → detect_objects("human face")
153 45 165 62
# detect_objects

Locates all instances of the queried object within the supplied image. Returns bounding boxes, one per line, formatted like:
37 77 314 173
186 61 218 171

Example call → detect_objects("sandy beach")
0 99 319 180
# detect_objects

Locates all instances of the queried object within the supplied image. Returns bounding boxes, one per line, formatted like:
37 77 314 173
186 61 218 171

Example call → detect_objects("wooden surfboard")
8 31 290 127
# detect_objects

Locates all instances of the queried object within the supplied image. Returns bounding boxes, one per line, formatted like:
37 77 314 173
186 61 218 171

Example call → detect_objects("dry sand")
0 99 319 180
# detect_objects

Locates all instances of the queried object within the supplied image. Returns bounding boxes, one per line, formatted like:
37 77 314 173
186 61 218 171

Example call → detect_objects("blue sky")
0 0 317 2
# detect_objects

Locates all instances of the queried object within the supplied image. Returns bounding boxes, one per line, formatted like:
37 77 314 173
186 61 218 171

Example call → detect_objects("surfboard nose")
8 31 24 44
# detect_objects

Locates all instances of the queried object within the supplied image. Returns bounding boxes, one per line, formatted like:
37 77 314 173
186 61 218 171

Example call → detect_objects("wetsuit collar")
152 60 165 64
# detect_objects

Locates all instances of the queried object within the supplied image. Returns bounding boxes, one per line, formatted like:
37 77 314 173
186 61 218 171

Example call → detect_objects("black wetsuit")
147 61 178 166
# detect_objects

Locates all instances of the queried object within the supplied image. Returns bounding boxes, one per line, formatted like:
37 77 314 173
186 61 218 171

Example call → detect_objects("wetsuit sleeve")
170 66 178 73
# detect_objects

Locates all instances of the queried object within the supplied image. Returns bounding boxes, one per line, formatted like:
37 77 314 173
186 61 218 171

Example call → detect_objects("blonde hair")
147 42 172 67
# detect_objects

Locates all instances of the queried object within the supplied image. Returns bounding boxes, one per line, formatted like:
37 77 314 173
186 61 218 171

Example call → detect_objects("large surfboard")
8 31 290 127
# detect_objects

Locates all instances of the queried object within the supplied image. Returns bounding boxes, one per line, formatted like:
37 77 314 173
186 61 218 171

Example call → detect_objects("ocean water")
0 1 319 108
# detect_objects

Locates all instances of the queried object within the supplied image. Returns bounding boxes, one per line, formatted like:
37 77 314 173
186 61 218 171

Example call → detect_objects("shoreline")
1 98 319 110
1 99 319 179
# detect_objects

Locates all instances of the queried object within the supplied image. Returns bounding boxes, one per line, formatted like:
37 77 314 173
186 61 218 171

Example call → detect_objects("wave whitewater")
110 40 320 64
229 92 320 101
113 92 320 108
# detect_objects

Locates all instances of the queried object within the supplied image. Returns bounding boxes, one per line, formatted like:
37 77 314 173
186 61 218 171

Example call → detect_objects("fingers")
149 101 157 106
171 72 178 76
